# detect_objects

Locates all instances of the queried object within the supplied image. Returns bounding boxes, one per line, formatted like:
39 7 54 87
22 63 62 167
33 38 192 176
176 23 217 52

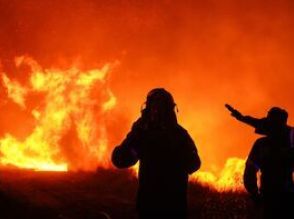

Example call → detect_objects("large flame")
0 56 251 190
0 56 247 190
0 56 116 171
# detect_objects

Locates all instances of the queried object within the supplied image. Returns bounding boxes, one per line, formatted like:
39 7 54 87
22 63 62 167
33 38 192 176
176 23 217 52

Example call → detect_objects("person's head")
267 107 288 125
142 88 177 127
266 107 288 135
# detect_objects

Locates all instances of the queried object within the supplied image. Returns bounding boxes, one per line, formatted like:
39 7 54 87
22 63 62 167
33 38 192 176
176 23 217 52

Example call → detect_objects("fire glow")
0 56 246 191
131 158 246 191
191 158 246 191
0 56 116 172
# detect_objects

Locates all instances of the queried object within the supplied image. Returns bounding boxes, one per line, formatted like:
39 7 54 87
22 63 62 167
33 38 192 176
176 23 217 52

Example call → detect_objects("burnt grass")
0 168 258 219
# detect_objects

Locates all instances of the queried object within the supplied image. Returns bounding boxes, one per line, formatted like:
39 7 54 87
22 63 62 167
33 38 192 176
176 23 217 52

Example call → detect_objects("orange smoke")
0 1 294 191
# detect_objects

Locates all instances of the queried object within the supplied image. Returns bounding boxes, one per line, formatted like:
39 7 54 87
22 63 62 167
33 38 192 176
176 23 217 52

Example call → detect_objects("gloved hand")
225 104 244 121
120 118 146 155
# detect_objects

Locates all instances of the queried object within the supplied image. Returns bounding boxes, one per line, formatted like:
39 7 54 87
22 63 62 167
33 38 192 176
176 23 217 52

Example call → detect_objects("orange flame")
131 158 246 191
191 157 246 191
1 56 246 190
0 56 116 171
1 74 27 108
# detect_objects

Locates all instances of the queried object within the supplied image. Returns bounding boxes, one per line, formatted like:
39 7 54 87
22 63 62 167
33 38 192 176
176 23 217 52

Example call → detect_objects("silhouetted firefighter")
112 88 201 219
226 104 294 219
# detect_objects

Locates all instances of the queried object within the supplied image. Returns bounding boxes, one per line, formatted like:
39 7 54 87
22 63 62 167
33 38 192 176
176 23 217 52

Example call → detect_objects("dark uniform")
244 129 294 219
112 117 201 219
226 104 294 218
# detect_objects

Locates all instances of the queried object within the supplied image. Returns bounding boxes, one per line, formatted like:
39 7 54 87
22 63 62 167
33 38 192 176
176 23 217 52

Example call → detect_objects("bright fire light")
0 56 249 190
0 56 116 171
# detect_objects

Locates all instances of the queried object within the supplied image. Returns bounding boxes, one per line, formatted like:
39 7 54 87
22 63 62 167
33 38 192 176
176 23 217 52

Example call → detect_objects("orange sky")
0 0 293 173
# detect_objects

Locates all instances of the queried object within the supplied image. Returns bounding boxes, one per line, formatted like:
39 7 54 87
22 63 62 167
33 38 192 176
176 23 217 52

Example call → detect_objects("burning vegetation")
0 2 293 217
0 56 116 172
0 56 246 191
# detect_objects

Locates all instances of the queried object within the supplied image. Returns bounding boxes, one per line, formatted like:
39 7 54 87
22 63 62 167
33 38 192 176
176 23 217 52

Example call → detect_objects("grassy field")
0 168 258 219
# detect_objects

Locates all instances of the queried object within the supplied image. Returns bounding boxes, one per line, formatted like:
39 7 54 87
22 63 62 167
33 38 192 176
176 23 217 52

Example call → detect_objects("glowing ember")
0 56 116 171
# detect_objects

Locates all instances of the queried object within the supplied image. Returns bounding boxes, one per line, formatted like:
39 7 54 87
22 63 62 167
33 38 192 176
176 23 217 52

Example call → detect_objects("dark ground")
0 168 258 219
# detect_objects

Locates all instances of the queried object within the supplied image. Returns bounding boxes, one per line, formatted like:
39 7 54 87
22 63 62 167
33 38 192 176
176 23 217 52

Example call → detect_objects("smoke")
0 0 294 172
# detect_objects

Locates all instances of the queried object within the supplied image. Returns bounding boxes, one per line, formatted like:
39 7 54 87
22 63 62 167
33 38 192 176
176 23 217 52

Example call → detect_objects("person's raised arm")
225 104 266 134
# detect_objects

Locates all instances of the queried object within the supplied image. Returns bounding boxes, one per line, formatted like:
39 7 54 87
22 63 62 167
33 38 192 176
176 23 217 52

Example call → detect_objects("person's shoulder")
131 117 144 130
254 137 268 146
174 124 190 136
175 124 186 132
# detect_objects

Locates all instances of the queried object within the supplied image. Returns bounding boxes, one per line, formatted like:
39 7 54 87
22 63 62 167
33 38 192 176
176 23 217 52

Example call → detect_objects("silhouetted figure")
225 104 293 135
112 88 201 219
226 105 294 219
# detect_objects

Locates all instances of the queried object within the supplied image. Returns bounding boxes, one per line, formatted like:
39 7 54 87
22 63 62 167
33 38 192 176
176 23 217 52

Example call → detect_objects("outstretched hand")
225 104 243 120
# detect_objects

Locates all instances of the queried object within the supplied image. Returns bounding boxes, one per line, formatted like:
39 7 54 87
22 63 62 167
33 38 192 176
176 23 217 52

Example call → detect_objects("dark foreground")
0 169 257 219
